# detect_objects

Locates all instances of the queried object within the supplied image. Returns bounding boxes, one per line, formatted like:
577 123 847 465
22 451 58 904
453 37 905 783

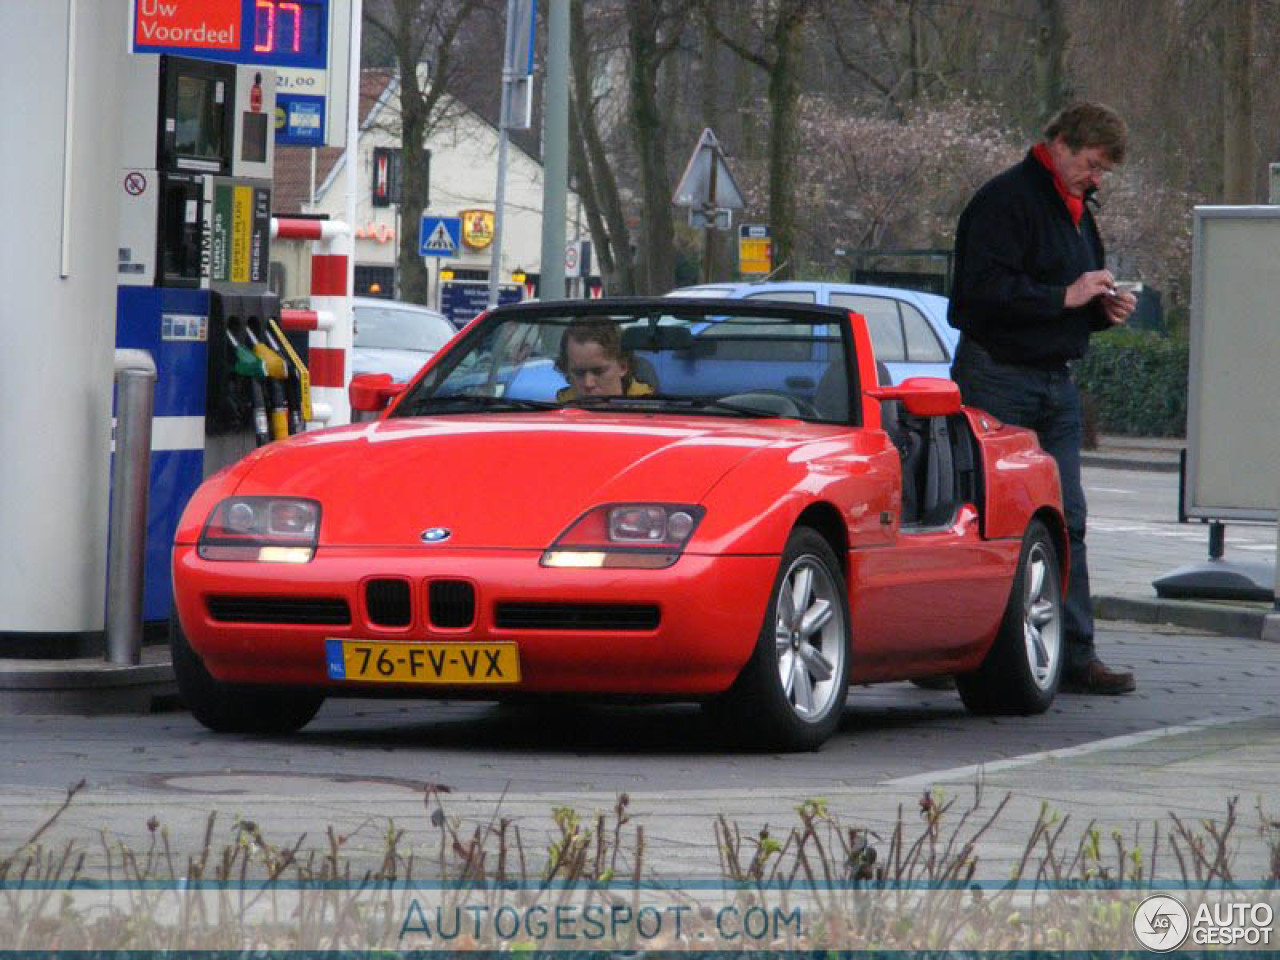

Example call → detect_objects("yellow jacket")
556 380 655 403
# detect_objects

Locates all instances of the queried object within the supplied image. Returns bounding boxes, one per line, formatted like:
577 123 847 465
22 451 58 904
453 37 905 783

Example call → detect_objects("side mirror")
349 372 405 413
866 377 962 418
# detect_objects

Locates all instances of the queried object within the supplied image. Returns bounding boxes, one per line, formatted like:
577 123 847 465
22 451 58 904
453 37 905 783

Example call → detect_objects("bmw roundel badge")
420 527 452 543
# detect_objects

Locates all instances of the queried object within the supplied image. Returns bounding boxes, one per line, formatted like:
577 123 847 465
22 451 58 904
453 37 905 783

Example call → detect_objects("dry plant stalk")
1 780 1276 951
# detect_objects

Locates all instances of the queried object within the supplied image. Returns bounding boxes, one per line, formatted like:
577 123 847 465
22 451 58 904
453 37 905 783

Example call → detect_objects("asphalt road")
4 464 1278 879
3 613 1276 790
1082 462 1275 603
1084 463 1273 557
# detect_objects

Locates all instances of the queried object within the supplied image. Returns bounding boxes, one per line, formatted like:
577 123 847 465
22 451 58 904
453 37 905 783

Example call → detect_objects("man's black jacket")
947 150 1110 367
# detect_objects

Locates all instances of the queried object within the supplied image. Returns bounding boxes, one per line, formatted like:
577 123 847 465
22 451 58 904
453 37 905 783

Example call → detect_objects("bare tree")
1222 0 1254 202
361 0 1279 316
567 0 636 293
363 0 490 304
706 0 818 280
821 2 1041 118
627 1 694 293
1034 0 1068 127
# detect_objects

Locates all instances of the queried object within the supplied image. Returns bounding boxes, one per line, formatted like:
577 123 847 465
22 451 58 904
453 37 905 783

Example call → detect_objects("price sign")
132 0 329 70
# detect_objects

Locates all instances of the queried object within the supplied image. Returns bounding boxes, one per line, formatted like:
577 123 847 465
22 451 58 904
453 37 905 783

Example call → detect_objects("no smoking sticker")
123 172 148 196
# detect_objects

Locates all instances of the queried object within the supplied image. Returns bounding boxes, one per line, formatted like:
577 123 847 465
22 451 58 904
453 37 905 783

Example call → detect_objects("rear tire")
956 519 1062 715
713 527 850 751
170 610 324 734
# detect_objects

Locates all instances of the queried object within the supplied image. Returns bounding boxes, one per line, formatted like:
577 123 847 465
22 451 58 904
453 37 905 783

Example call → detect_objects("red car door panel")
850 504 1018 680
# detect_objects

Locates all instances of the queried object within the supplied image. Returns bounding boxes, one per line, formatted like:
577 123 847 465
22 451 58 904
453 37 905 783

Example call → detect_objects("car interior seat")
868 360 928 525
814 361 849 421
918 416 955 526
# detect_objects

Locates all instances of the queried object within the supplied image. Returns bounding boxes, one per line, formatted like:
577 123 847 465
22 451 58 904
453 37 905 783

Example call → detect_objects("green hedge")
1074 329 1188 437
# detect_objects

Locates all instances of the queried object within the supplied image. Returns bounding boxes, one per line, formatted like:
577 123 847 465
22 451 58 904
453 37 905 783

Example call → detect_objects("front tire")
714 527 851 751
170 611 324 734
956 519 1062 715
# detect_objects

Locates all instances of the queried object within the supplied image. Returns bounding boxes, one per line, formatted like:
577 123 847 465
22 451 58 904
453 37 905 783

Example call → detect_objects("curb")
0 657 175 716
1080 453 1179 473
1093 594 1272 640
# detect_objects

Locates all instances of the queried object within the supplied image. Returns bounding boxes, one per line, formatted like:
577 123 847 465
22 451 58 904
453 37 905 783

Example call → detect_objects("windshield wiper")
405 394 560 414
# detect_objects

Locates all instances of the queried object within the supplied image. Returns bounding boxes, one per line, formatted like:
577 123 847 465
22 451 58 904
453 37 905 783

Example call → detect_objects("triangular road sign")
426 223 454 251
672 128 744 210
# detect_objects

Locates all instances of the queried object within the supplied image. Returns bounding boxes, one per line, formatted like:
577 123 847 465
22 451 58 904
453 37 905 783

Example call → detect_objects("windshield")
390 307 852 423
354 305 454 352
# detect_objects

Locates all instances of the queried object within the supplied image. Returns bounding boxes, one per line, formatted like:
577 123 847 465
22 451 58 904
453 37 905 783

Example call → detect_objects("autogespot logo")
1133 894 1191 952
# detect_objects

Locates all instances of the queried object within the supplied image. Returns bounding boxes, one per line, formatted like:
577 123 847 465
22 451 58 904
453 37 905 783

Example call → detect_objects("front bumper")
172 546 778 696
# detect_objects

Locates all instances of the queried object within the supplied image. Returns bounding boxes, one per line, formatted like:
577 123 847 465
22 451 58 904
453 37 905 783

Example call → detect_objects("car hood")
232 413 802 549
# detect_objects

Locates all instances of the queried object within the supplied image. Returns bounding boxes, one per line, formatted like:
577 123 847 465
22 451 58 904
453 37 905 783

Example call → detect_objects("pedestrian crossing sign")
419 215 462 257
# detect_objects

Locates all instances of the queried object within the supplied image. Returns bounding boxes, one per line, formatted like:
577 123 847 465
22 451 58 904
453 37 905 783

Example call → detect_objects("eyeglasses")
1080 150 1115 176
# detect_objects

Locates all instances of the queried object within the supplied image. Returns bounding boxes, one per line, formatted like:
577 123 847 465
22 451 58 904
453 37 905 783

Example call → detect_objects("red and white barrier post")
272 218 352 427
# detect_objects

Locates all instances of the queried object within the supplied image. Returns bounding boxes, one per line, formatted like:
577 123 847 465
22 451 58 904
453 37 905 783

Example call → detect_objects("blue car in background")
491 283 957 413
666 281 956 385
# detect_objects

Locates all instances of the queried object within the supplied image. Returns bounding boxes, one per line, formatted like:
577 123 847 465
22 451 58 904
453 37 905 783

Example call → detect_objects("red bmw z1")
171 298 1066 751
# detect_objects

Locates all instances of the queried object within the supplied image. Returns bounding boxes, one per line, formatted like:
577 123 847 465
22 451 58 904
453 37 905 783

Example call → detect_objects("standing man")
948 102 1137 695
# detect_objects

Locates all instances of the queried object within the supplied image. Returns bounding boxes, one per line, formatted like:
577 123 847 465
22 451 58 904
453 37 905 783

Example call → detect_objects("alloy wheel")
1022 541 1062 690
773 554 846 723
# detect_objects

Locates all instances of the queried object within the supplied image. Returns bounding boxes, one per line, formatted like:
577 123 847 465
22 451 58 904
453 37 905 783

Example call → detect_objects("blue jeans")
950 336 1097 675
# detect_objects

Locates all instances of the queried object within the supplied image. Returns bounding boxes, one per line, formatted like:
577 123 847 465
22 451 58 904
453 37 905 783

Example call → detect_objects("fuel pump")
114 52 286 624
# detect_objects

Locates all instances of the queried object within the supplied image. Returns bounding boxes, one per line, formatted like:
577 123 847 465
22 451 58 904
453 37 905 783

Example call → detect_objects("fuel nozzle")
244 321 287 380
245 320 291 441
227 328 271 446
228 328 266 379
263 318 309 435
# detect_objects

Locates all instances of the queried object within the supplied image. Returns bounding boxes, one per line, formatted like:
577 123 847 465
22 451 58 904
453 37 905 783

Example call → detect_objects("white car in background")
668 281 957 384
351 297 457 383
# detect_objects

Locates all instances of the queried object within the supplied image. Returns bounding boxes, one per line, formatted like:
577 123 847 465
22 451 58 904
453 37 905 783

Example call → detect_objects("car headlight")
197 497 320 563
541 504 704 569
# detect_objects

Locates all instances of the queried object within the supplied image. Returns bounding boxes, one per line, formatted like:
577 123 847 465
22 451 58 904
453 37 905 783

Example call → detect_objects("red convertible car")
171 298 1066 751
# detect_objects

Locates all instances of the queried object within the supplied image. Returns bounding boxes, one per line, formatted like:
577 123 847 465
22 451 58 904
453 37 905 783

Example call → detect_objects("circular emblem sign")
420 528 452 543
460 209 495 250
1132 894 1190 952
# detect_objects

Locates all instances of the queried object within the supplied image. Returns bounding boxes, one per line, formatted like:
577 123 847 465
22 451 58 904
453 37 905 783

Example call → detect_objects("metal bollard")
106 351 156 666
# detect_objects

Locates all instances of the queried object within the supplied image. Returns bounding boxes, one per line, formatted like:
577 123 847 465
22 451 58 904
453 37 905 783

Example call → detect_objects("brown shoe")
1061 660 1136 695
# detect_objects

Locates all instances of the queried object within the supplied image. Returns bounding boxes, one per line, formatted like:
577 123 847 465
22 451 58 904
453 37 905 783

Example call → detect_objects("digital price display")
251 0 325 61
132 0 328 70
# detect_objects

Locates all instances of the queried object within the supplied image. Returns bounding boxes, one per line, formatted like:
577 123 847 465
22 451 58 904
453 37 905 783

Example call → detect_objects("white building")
272 69 586 308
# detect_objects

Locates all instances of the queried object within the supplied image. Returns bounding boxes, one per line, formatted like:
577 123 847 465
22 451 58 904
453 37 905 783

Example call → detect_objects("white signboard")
1185 206 1280 521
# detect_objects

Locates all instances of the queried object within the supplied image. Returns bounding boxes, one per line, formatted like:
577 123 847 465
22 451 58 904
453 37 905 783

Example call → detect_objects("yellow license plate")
326 640 520 685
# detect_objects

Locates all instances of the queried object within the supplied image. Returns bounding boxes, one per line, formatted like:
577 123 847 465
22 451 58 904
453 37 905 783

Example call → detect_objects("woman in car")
554 318 655 401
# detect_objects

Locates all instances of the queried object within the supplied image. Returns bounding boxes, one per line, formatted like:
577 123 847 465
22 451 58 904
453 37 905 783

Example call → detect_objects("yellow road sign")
739 224 771 276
